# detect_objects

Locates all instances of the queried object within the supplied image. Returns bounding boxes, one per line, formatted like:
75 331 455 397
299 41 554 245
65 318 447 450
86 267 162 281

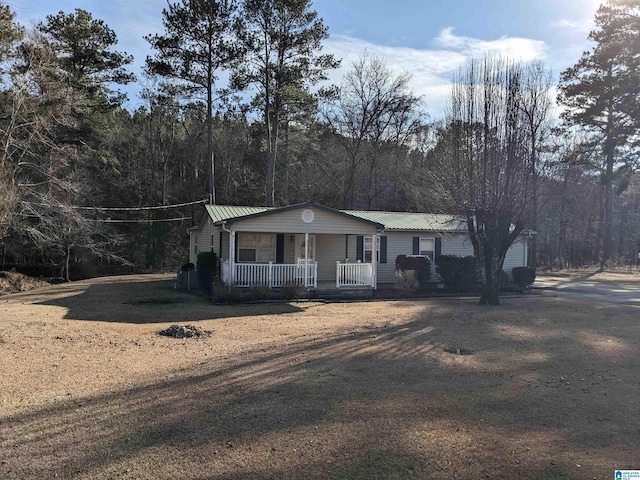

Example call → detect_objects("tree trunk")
478 251 501 306
207 50 215 205
65 243 71 283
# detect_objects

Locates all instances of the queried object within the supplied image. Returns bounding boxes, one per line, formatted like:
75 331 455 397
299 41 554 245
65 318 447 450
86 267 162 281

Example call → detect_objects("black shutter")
219 232 224 258
276 234 285 263
356 235 364 261
413 236 420 255
380 236 387 264
435 237 442 260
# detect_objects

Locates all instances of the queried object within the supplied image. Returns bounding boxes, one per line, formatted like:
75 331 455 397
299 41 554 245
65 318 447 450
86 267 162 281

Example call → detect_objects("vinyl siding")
315 235 348 282
189 220 221 263
230 206 378 235
378 232 415 284
441 234 475 256
503 238 528 274
378 232 529 284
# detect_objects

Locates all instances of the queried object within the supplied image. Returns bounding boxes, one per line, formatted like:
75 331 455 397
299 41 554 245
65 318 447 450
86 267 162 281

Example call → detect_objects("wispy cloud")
323 29 550 118
551 18 594 34
435 27 548 62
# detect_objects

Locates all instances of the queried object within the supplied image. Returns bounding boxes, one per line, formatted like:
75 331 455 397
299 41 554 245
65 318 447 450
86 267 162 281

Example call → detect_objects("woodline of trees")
0 0 639 293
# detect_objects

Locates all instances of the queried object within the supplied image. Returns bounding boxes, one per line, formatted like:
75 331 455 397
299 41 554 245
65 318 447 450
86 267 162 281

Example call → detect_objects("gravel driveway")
535 271 640 305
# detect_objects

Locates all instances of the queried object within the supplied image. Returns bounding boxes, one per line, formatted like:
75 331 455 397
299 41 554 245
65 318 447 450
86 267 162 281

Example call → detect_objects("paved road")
534 273 640 306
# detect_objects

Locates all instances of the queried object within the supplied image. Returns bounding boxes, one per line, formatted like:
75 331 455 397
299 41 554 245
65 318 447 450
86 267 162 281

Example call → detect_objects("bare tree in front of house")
432 56 551 305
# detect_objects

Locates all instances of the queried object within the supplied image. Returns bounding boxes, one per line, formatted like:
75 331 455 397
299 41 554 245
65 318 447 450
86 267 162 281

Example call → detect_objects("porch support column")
371 233 378 289
229 230 236 285
304 232 309 287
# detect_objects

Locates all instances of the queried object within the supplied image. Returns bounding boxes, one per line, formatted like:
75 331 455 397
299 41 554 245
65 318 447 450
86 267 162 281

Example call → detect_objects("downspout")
373 228 385 290
221 221 234 285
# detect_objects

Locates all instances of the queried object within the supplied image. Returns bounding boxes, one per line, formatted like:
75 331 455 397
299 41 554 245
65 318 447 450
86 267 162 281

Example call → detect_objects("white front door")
295 234 316 262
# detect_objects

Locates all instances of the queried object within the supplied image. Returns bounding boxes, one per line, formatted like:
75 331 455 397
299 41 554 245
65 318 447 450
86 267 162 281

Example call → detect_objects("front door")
295 234 316 262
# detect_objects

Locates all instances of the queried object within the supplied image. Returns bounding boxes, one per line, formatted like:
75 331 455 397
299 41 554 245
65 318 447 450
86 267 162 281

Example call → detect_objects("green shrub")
196 251 218 297
196 251 218 272
395 269 419 295
395 255 431 287
282 282 307 300
512 266 536 289
436 255 479 292
250 285 271 300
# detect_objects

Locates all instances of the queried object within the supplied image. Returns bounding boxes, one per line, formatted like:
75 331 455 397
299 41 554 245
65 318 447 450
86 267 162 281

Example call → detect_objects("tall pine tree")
233 0 339 206
559 0 640 264
146 0 239 205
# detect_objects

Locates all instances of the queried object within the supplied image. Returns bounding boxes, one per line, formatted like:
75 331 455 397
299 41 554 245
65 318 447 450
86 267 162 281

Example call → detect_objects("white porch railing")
220 260 317 288
336 261 374 288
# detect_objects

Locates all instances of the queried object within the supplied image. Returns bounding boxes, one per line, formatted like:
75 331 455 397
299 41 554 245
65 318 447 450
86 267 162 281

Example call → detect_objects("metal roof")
343 210 467 232
205 205 271 223
200 204 534 235
206 202 385 229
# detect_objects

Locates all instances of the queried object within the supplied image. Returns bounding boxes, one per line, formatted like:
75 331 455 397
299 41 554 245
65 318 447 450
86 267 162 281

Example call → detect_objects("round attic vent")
301 209 315 223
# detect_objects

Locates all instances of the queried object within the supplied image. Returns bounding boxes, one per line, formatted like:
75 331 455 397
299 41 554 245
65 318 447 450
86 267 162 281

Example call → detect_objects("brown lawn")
1 274 639 479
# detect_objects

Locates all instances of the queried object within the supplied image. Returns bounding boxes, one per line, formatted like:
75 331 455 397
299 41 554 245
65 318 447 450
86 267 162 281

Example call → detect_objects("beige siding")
283 235 295 264
189 219 221 263
378 232 529 284
503 238 528 274
231 206 378 235
316 235 348 282
441 234 474 256
378 232 414 284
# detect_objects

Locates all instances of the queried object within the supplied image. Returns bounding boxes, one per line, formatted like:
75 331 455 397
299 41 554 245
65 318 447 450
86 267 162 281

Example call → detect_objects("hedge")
395 254 431 287
197 251 218 297
436 255 479 292
512 266 536 289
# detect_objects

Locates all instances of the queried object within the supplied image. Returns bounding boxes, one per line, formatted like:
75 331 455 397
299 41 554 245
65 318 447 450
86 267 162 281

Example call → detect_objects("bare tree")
324 53 426 208
435 56 549 305
519 61 554 267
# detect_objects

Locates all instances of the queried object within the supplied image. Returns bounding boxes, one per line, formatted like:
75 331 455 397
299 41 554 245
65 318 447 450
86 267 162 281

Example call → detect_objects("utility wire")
88 217 193 224
14 213 192 224
21 199 208 211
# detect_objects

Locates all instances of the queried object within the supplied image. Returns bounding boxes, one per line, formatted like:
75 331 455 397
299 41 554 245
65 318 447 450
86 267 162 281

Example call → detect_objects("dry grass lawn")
1 274 639 479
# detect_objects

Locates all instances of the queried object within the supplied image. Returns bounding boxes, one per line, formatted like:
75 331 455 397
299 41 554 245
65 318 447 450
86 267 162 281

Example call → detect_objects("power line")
14 213 192 224
88 217 192 224
21 199 208 211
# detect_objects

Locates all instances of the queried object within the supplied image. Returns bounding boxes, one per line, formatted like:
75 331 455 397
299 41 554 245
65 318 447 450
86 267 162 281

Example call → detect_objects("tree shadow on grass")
2 298 639 478
27 278 306 323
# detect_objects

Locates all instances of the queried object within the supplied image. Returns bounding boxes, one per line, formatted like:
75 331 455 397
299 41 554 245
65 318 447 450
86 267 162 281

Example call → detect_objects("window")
419 237 435 261
238 234 276 263
364 236 380 263
193 235 199 256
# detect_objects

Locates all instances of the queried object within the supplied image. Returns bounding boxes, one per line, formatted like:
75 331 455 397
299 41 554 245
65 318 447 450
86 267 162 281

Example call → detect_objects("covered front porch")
214 203 385 290
219 232 378 289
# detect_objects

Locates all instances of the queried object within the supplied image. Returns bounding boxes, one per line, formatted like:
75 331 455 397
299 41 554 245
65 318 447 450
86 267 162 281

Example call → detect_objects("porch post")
304 232 309 287
229 230 236 285
371 233 378 289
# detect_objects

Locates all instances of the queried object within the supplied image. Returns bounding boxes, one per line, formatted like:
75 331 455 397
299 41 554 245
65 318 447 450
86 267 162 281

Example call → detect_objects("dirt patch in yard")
1 273 639 479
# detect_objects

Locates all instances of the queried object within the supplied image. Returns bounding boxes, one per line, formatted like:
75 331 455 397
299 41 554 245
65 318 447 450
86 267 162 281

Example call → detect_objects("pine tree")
233 0 339 206
146 0 239 205
559 0 640 264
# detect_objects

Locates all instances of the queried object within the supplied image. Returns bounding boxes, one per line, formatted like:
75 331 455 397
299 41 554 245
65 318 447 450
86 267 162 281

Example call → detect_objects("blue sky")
9 0 602 117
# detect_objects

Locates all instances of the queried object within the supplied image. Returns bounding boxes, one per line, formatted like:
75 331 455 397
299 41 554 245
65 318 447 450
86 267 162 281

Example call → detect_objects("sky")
8 0 603 118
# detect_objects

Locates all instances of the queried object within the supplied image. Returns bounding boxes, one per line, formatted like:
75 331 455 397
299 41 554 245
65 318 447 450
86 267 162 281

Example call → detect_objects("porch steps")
310 287 373 300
